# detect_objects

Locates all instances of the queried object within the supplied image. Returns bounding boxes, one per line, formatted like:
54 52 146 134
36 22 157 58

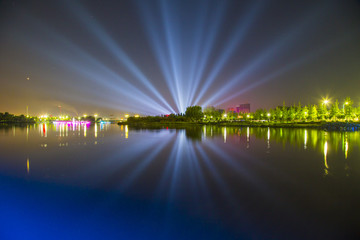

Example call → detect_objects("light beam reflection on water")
0 124 360 239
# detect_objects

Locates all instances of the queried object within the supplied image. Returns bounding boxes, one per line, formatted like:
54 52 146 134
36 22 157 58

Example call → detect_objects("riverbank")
0 120 36 124
119 121 360 131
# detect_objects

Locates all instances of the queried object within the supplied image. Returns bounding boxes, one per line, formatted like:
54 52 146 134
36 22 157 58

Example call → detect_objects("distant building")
227 107 236 113
237 104 250 113
226 104 250 113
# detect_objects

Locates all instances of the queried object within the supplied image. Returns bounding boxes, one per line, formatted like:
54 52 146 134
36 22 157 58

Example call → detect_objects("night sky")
1 0 360 116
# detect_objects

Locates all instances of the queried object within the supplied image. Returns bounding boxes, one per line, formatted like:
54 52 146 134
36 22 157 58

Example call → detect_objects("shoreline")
120 121 360 131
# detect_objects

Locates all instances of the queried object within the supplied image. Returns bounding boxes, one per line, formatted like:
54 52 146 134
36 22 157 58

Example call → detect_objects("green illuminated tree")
317 103 326 120
227 111 237 120
274 107 282 121
254 109 266 120
356 106 360 119
289 105 296 121
343 97 354 121
301 105 309 121
282 101 289 122
203 106 222 121
185 106 203 122
295 102 303 121
330 99 340 121
310 105 318 121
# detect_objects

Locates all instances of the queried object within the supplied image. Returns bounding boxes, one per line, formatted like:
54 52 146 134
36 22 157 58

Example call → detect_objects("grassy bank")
119 121 360 131
120 121 323 128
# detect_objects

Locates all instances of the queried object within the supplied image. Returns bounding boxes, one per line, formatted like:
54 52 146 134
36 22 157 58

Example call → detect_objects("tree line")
249 97 358 122
127 97 360 123
0 112 36 123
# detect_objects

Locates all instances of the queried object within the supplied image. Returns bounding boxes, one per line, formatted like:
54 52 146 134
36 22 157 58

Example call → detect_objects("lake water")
0 123 359 239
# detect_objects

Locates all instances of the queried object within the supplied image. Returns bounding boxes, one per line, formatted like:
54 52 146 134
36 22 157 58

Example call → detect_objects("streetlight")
322 99 330 120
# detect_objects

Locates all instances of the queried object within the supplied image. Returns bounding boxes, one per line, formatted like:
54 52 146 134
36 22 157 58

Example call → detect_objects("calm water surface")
0 123 359 239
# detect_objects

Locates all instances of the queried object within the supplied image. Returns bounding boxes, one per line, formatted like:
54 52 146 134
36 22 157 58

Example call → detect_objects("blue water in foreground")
0 123 359 239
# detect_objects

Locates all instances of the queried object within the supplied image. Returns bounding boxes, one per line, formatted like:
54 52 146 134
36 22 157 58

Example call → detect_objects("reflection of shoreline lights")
100 121 111 124
203 125 206 139
304 129 307 149
40 123 47 137
26 157 30 174
53 121 91 137
246 127 250 149
246 127 249 141
95 124 98 138
26 125 29 141
345 134 348 159
125 125 128 139
267 127 270 149
324 141 329 175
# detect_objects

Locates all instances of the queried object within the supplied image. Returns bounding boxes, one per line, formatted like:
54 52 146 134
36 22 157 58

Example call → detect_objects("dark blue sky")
1 0 359 116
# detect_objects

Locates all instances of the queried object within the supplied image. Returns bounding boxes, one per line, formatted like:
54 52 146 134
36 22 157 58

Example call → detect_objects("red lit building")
237 104 250 113
227 103 251 113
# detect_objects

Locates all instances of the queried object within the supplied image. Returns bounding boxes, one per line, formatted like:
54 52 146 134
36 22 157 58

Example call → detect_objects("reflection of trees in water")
205 126 359 177
129 125 204 141
129 125 359 176
129 125 359 153
184 126 202 141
